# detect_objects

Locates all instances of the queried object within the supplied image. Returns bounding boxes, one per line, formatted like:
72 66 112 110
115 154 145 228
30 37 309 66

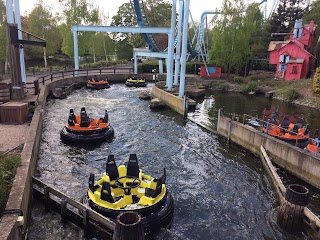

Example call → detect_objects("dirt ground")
0 123 30 152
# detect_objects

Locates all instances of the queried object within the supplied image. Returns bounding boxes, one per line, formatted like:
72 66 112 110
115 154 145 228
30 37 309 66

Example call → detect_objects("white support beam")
179 0 190 97
166 0 177 90
14 0 26 83
174 0 183 85
71 25 171 35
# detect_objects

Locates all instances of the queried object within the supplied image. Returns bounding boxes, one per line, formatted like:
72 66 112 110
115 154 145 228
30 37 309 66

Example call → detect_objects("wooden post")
34 80 39 95
7 24 24 100
277 184 309 233
44 187 50 212
227 119 231 144
82 208 89 237
113 212 145 240
60 198 67 223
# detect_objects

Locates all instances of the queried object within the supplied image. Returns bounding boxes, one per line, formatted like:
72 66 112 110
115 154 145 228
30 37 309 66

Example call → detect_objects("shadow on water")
28 85 317 239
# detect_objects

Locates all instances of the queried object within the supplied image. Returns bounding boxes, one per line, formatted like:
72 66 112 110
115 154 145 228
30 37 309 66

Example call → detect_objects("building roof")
268 40 315 58
288 58 304 64
268 41 288 51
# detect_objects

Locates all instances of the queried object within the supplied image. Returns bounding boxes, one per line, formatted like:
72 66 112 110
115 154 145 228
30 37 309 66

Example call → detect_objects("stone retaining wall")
0 73 145 239
217 110 320 189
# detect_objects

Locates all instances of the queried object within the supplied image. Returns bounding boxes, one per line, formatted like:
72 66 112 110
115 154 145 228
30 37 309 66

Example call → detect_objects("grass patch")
0 153 21 212
241 81 257 92
275 87 301 102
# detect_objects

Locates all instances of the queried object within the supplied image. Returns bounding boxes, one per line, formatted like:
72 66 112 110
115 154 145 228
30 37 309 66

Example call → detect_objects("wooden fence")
25 67 134 95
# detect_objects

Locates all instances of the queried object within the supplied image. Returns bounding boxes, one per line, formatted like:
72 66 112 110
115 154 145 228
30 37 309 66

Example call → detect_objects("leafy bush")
241 81 257 92
282 88 301 102
228 77 245 84
249 76 258 82
220 83 230 92
250 59 276 71
313 67 320 94
0 153 21 212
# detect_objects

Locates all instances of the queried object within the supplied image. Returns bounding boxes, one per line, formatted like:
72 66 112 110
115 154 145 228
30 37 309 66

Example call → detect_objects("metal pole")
174 0 183 85
73 30 79 71
166 0 176 91
5 0 14 23
179 0 190 98
134 52 138 74
158 59 163 74
13 0 26 83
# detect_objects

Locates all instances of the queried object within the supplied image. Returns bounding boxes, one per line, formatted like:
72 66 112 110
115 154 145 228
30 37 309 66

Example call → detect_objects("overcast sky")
19 0 272 23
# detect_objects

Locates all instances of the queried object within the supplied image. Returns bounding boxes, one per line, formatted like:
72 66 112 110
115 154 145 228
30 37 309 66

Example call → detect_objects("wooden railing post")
44 187 50 212
60 198 67 223
50 74 53 82
34 80 39 95
42 77 45 85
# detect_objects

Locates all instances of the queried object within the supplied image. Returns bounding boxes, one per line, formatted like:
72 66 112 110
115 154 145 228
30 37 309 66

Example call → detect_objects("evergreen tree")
268 0 305 41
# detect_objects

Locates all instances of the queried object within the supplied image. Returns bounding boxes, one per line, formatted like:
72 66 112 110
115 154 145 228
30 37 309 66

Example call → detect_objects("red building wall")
278 42 310 80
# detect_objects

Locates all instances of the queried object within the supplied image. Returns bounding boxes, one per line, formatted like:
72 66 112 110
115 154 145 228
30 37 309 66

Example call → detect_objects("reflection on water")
28 86 316 239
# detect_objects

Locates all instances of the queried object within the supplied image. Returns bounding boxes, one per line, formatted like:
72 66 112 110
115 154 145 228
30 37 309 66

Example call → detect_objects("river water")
28 84 319 240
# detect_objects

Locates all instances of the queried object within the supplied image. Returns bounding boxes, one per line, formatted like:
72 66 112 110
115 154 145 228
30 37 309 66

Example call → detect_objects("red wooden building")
268 20 317 80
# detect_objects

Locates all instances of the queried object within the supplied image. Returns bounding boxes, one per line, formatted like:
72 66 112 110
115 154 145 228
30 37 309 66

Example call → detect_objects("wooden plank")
260 145 286 194
260 146 320 233
32 177 115 231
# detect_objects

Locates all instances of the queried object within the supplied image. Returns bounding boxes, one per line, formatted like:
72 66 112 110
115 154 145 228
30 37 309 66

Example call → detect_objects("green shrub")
229 77 245 84
249 76 258 82
241 81 257 92
220 83 230 92
0 153 21 212
313 67 320 94
282 88 301 102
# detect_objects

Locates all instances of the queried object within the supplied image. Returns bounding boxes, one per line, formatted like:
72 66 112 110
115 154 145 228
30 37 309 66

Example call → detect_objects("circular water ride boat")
304 129 320 154
60 107 114 144
82 154 174 234
87 76 110 89
125 76 146 87
262 116 309 148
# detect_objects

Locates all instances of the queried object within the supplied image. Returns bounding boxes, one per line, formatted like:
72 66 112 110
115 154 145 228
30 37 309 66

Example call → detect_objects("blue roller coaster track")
131 0 268 59
131 0 198 56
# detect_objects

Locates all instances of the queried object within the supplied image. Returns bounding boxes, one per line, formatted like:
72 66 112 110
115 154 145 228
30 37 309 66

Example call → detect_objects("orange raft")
87 76 110 90
60 107 114 144
262 116 310 148
304 129 320 154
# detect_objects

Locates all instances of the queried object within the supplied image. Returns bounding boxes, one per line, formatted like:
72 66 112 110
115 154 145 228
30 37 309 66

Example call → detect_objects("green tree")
90 32 114 62
0 0 7 69
209 0 246 75
268 0 305 41
143 0 172 27
23 2 62 67
59 0 99 58
111 0 172 60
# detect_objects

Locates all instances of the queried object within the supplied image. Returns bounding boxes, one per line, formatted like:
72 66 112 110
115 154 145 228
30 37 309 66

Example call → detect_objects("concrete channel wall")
151 86 187 116
0 74 148 240
217 110 320 189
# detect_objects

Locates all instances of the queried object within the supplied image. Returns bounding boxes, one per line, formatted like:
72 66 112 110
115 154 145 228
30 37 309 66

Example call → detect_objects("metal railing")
236 113 314 149
25 67 134 95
